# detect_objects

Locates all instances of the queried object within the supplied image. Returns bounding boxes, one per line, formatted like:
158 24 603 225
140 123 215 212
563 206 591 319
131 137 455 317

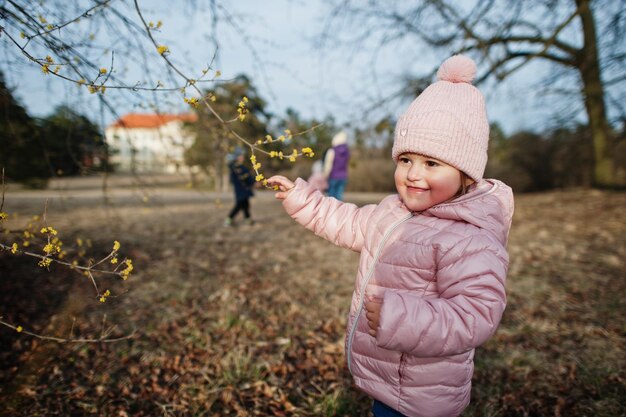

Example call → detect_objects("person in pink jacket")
268 55 514 417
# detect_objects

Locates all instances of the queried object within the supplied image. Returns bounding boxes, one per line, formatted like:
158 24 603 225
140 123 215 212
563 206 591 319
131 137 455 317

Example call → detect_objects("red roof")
110 113 198 128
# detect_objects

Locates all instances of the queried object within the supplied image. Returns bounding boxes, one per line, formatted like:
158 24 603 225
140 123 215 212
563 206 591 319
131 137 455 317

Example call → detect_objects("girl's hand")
365 300 382 337
267 175 295 200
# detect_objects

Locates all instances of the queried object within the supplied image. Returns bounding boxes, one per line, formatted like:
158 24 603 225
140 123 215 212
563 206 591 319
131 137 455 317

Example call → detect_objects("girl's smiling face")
394 153 467 212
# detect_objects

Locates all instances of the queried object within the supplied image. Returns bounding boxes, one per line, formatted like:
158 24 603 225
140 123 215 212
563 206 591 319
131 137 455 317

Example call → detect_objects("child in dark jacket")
225 150 255 226
268 55 514 417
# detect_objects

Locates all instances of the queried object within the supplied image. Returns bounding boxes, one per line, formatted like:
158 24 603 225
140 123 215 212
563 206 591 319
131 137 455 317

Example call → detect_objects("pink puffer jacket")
282 178 514 417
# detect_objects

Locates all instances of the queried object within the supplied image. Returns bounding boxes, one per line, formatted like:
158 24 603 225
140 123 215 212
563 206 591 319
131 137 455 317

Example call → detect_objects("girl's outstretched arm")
267 175 295 200
269 177 377 253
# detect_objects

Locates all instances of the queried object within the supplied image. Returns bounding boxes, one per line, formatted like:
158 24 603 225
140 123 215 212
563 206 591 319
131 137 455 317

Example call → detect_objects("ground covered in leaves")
1 180 625 416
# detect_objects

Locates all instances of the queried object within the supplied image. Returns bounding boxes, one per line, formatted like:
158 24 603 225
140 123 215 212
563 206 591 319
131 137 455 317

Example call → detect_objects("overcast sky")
9 0 562 135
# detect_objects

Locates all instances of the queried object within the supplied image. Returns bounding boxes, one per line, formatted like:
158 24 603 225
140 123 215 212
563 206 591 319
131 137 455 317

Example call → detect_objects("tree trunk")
576 0 615 187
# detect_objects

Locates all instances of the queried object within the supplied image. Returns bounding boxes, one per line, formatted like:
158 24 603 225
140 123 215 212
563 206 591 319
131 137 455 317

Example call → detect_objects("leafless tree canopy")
321 0 625 186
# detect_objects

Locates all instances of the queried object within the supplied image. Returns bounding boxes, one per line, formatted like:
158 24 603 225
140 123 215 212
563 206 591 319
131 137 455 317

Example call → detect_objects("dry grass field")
1 177 624 416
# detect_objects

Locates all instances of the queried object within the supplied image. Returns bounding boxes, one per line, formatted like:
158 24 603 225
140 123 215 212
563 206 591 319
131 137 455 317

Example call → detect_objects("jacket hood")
423 179 514 245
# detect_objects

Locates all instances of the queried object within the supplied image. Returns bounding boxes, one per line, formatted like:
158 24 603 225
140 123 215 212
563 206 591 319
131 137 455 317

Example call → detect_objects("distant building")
105 113 197 173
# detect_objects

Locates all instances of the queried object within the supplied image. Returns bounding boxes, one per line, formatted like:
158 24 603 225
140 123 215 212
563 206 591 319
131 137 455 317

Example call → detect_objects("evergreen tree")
0 72 50 187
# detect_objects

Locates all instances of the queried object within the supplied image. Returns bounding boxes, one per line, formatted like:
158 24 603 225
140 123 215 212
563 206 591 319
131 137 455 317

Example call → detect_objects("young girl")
268 55 514 417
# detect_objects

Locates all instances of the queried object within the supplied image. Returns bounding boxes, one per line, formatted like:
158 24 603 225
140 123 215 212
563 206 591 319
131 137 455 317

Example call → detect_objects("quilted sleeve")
282 178 376 252
375 235 508 356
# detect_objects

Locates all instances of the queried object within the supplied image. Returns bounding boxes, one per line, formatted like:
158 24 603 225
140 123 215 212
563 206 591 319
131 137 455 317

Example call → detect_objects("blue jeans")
372 400 407 417
327 178 347 200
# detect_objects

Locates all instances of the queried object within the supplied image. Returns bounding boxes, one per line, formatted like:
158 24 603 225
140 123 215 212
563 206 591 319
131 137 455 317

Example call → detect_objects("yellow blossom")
113 240 120 251
40 226 58 235
111 256 118 264
0 212 7 220
156 21 163 29
38 15 47 24
11 243 18 254
215 70 221 77
285 129 293 139
302 147 315 157
45 55 54 63
43 243 54 254
157 45 169 55
184 97 199 108
120 259 133 280
255 174 265 182
41 64 50 74
99 68 107 74
16 326 23 333
99 296 106 303
38 258 52 268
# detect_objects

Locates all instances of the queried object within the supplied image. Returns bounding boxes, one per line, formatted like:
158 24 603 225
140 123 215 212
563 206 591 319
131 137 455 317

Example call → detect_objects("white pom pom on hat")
391 54 489 181
436 54 477 84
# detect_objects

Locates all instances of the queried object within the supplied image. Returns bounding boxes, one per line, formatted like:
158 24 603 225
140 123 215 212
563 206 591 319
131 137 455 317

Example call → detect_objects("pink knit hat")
391 55 489 181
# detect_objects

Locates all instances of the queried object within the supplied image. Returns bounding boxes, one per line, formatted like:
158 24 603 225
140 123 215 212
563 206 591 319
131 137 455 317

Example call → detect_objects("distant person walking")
224 149 255 227
323 130 350 200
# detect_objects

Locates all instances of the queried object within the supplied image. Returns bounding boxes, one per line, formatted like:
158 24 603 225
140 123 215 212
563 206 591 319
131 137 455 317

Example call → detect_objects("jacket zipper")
347 212 413 374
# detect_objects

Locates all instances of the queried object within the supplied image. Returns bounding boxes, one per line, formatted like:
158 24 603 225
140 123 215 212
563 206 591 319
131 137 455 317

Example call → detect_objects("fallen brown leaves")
1 188 624 416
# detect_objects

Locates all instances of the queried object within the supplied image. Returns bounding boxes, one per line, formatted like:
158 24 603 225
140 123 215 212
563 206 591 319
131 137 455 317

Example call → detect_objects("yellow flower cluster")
111 240 121 264
184 97 200 108
88 85 106 94
99 289 111 303
255 129 293 146
302 147 315 157
11 243 18 254
157 45 169 55
249 155 261 171
237 96 249 121
148 21 163 29
40 226 58 235
0 212 7 221
120 259 133 280
43 241 62 255
38 258 52 268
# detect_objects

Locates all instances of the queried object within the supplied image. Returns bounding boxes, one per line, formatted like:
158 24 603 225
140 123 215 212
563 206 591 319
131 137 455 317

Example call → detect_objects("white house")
105 113 197 173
